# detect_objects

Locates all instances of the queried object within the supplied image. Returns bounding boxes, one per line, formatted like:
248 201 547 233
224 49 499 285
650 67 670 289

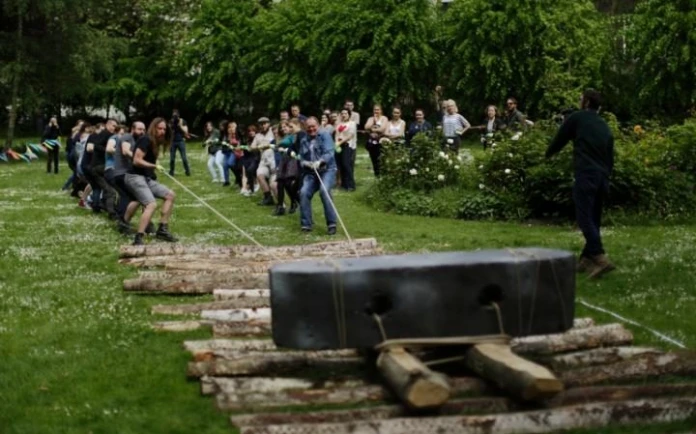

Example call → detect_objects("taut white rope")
312 166 360 259
578 298 687 349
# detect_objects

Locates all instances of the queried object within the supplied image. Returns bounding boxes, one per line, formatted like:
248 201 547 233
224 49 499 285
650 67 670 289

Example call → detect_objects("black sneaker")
185 172 191 177
272 206 286 216
132 233 145 246
156 224 178 243
258 193 275 206
288 203 298 214
327 226 337 236
118 220 135 235
301 226 312 233
145 222 156 235
222 182 230 187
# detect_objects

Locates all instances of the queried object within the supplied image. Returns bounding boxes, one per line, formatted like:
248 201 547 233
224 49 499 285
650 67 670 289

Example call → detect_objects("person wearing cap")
251 117 277 206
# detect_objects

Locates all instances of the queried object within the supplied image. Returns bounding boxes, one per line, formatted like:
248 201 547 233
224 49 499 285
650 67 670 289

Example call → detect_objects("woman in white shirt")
384 106 406 144
335 108 357 191
364 104 389 177
441 99 470 154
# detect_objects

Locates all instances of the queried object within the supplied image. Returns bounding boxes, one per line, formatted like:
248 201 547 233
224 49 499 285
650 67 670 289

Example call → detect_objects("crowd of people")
48 96 534 243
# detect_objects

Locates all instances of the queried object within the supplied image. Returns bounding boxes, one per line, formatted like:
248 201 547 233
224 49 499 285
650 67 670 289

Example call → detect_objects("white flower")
445 154 450 160
508 153 514 158
454 165 460 170
448 159 453 165
437 174 445 182
439 151 446 158
478 165 484 170
447 139 454 145
479 183 485 190
457 156 463 162
491 143 497 148
409 168 418 175
504 168 511 174
426 167 430 172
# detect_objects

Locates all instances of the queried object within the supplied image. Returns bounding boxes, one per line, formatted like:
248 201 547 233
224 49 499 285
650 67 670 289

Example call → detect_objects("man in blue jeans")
298 117 337 235
546 89 615 279
169 109 191 176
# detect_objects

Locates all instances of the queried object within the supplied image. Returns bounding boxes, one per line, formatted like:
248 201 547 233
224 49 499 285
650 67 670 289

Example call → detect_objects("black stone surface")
270 248 575 349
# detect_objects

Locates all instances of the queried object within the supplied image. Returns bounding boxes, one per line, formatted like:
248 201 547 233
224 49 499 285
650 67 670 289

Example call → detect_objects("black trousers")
277 177 300 208
367 144 382 177
573 171 609 258
92 165 117 217
338 146 355 190
46 148 59 173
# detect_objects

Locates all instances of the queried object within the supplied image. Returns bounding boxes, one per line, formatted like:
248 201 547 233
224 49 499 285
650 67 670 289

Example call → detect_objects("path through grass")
0 146 694 433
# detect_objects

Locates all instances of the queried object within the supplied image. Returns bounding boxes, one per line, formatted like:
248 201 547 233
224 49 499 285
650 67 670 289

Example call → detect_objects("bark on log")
512 323 633 356
561 351 696 387
123 274 268 293
213 320 272 337
119 238 380 258
138 266 270 279
543 346 661 370
230 397 512 428
466 343 563 401
213 377 488 410
238 397 696 434
120 255 268 268
183 339 275 355
214 289 270 301
188 351 363 377
194 348 357 363
572 317 595 329
376 346 451 409
151 320 213 332
548 383 696 407
151 298 270 315
201 376 369 396
200 308 271 322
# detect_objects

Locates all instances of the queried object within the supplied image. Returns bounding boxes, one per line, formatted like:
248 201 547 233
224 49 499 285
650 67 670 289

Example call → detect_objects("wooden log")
213 377 488 410
119 238 380 258
543 346 662 370
230 397 512 428
561 351 696 387
151 320 213 332
213 319 272 337
195 348 357 363
138 266 270 279
238 397 696 434
466 343 563 401
231 383 696 428
120 255 267 268
511 323 633 355
188 351 363 377
571 317 594 329
214 289 270 301
376 346 451 409
122 274 268 293
183 339 275 355
201 376 368 396
200 308 270 322
151 298 270 315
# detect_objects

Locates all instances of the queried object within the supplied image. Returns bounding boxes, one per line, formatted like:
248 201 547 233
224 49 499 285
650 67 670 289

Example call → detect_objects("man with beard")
125 118 178 246
87 119 118 219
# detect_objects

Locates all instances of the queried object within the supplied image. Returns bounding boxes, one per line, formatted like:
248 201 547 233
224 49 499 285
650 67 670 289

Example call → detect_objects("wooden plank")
151 320 213 332
230 397 512 428
213 377 488 410
214 289 271 301
466 343 562 401
238 397 696 434
123 274 268 293
231 383 696 428
152 299 270 315
200 308 271 322
119 238 380 258
543 346 662 370
511 323 633 355
561 351 696 387
376 346 450 409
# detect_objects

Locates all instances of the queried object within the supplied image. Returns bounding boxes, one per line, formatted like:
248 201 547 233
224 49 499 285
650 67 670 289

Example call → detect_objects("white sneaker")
240 188 249 195
242 190 252 197
253 184 260 193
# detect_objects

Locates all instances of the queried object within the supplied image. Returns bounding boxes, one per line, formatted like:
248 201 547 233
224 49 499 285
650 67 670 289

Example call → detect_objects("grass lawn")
0 144 694 433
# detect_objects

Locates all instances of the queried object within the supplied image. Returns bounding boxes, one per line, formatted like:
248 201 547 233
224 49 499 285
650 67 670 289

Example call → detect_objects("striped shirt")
442 114 470 137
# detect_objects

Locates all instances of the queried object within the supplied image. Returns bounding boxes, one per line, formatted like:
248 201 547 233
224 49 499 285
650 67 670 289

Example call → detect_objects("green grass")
0 144 695 433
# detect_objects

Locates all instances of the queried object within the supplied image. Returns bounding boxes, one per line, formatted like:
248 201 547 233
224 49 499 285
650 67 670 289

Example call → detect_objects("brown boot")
577 256 592 273
588 254 616 279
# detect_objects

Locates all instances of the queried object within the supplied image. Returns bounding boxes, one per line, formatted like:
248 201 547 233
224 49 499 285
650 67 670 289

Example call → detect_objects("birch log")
512 323 633 355
543 346 662 370
183 339 275 355
200 308 270 322
214 289 270 301
561 351 696 387
238 397 696 434
138 266 270 279
376 347 451 409
123 274 268 293
151 298 270 315
213 319 272 337
151 320 213 332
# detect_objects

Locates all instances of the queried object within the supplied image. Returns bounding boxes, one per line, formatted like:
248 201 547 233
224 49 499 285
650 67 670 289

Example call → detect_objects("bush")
368 115 696 221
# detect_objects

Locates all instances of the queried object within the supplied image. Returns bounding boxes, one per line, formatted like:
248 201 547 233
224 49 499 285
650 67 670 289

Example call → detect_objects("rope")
160 171 283 262
312 165 359 257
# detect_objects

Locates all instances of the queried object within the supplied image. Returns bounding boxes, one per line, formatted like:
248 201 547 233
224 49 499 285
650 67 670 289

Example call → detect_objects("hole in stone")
364 292 393 316
478 284 505 306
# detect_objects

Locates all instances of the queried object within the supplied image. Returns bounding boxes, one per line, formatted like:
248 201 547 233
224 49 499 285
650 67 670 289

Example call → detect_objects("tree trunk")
543 346 661 370
138 264 272 275
5 9 23 150
511 323 633 355
377 346 451 409
152 298 270 315
561 351 696 387
151 320 214 332
213 319 272 337
183 339 276 355
214 289 270 301
122 273 268 293
237 397 696 434
200 308 270 322
466 343 563 401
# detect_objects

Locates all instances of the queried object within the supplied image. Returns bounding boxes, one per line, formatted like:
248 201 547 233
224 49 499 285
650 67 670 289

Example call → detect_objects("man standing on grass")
169 109 191 177
298 117 338 235
546 89 615 279
125 118 178 246
87 119 119 220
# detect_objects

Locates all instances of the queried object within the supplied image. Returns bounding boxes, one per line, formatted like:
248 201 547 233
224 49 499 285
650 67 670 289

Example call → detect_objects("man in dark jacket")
169 109 191 176
42 117 61 174
546 89 615 278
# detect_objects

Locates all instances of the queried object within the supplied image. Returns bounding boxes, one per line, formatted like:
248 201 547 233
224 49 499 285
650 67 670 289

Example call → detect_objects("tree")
630 0 696 118
441 0 609 118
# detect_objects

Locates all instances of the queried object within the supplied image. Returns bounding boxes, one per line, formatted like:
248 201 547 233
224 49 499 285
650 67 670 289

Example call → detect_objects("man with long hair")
124 117 178 246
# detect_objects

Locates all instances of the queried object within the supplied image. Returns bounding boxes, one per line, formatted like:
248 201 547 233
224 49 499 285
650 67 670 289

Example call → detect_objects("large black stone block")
270 248 575 350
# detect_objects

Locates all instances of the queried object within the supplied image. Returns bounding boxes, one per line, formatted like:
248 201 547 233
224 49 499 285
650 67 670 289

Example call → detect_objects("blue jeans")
300 169 337 229
224 153 236 184
573 171 609 257
169 140 190 175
